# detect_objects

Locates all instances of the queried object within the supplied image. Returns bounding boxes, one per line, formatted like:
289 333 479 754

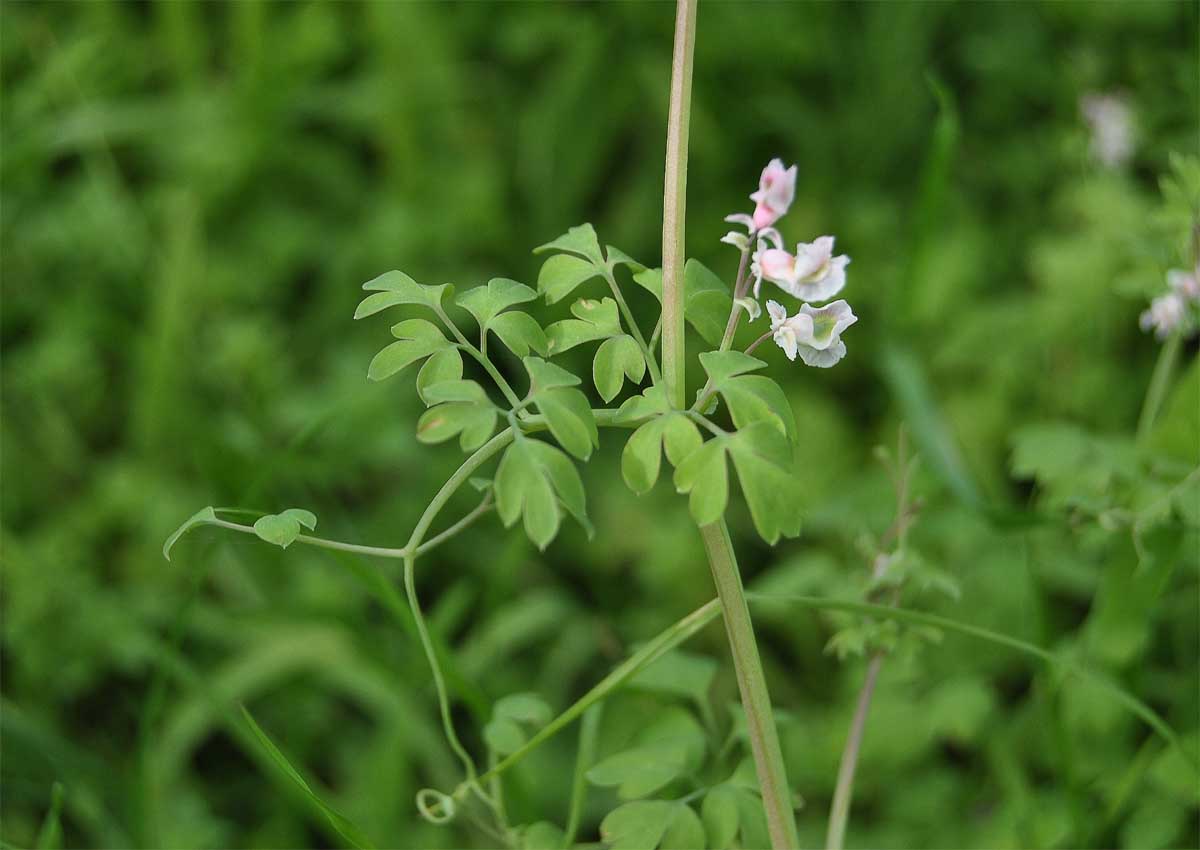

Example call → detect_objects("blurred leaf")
239 706 375 849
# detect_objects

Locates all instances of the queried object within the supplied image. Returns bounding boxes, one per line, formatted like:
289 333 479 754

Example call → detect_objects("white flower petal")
797 339 847 368
766 299 788 329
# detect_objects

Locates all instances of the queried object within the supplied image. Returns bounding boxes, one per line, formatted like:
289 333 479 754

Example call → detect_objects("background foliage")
2 2 1197 848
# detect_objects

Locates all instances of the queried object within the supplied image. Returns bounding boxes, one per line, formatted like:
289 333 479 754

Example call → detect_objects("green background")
2 2 1197 848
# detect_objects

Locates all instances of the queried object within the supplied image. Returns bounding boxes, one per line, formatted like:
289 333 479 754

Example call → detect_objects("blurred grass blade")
879 344 983 509
749 593 1199 775
239 706 377 850
35 783 65 850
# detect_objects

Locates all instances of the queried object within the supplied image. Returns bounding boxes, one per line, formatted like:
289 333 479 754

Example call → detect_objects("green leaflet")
456 278 548 357
621 413 702 494
534 223 605 265
698 351 797 442
366 319 452 382
701 785 740 850
490 312 549 357
483 692 553 757
600 800 706 850
538 254 605 305
587 708 705 800
252 508 318 549
673 422 801 544
354 270 453 317
162 506 218 560
606 245 646 272
546 298 646 401
415 348 464 406
456 277 538 327
524 357 599 459
416 380 499 451
494 437 591 550
546 298 622 353
593 336 646 402
629 260 734 347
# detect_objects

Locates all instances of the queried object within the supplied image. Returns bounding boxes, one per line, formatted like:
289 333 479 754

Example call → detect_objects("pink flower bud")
749 158 797 230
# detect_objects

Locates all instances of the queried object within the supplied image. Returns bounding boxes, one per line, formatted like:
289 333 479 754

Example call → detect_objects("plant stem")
605 267 663 384
207 518 410 559
660 4 797 844
1135 329 1183 446
561 704 603 849
435 306 524 408
660 0 696 410
825 653 882 850
699 522 800 849
473 599 721 789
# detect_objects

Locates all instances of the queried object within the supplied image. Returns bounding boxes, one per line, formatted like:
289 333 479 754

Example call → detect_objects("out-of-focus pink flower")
1167 267 1200 303
750 158 798 230
752 235 849 302
1140 292 1187 339
1080 93 1135 169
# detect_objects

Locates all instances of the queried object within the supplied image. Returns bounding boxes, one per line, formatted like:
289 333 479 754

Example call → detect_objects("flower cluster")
724 159 857 367
1140 266 1199 340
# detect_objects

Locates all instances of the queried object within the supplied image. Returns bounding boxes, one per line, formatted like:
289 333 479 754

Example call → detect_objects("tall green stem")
700 523 800 849
661 0 696 409
660 2 797 846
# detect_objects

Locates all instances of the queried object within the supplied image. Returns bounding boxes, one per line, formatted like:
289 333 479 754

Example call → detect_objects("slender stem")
825 653 883 850
415 495 493 556
208 518 409 559
562 704 603 849
660 0 697 410
436 306 523 408
718 245 753 351
1135 329 1183 446
605 267 663 384
471 599 721 790
699 522 799 849
691 246 754 411
649 316 663 352
400 429 518 816
744 330 773 357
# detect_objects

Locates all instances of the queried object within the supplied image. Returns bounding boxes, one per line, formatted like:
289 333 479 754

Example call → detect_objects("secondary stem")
605 268 663 384
699 522 800 849
825 653 882 850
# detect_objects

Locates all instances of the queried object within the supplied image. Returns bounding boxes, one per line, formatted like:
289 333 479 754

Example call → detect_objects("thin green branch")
467 599 721 793
604 267 662 385
751 593 1199 776
826 653 882 850
562 705 603 849
434 306 523 408
207 518 408 559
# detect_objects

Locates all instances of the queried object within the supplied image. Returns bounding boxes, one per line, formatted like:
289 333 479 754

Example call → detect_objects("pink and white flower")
751 158 798 230
723 159 797 249
767 298 857 368
753 235 850 302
